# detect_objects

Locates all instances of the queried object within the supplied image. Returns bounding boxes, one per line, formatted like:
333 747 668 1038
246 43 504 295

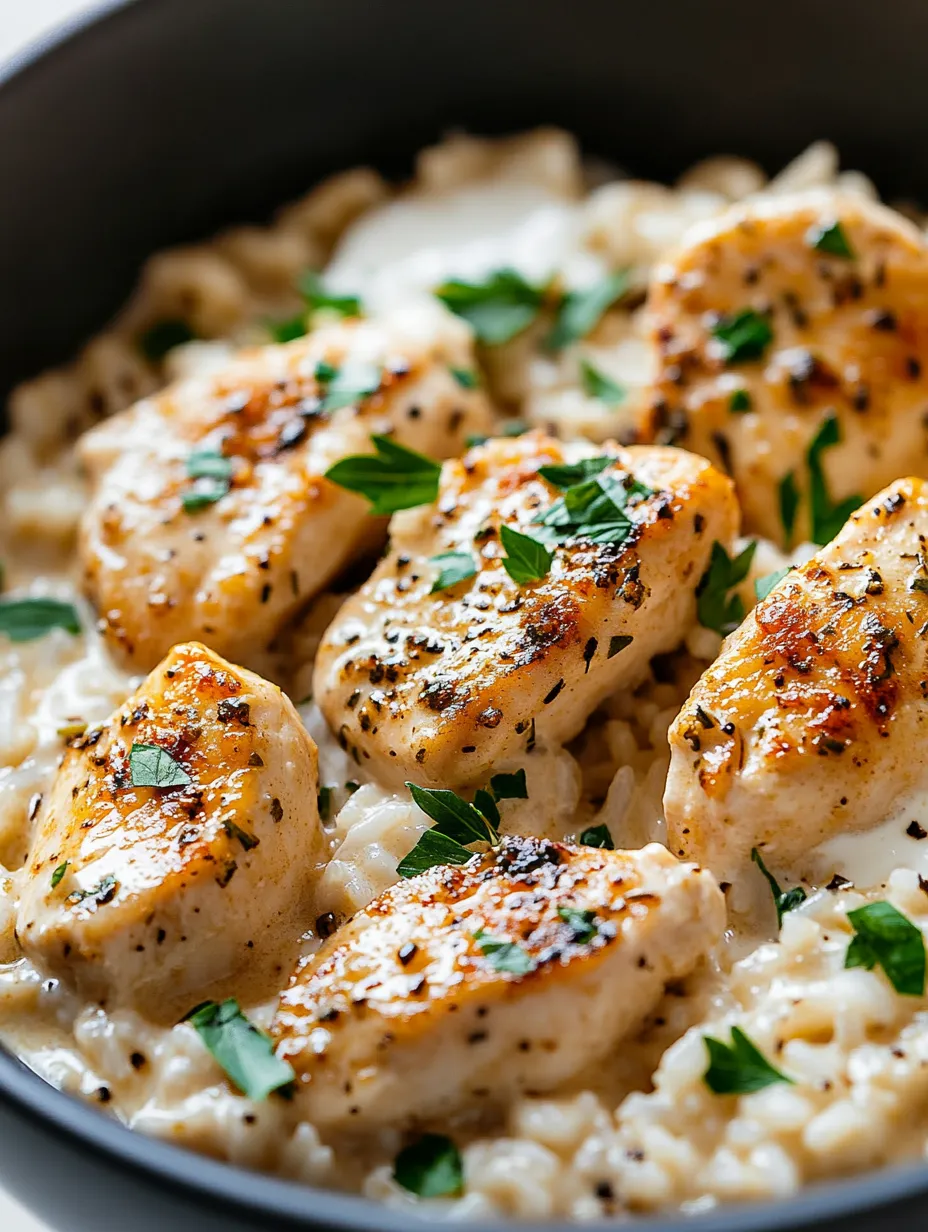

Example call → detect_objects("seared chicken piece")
665 478 928 882
272 837 724 1129
640 193 928 545
313 431 738 789
16 642 326 1022
78 308 492 671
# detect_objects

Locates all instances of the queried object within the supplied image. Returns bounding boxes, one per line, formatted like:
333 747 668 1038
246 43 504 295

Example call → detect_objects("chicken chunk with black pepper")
78 307 493 672
272 836 725 1129
665 477 928 884
639 193 928 546
16 642 327 1022
312 431 738 789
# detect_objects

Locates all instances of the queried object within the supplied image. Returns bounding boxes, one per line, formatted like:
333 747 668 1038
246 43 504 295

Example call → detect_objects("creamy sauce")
816 792 928 888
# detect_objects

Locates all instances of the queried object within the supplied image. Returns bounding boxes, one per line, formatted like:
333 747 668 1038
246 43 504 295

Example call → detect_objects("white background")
0 0 106 1226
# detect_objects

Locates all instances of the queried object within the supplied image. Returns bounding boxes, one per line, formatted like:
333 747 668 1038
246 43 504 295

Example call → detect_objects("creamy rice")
2 127 927 1220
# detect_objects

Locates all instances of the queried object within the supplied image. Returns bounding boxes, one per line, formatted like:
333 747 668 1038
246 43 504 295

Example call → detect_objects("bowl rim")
1 1 928 1229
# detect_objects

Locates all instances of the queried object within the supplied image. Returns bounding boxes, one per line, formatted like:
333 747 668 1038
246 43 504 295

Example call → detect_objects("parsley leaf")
500 524 553 584
396 829 473 878
729 388 752 413
182 450 233 512
538 457 612 489
845 900 926 996
0 597 81 643
711 309 773 364
296 271 362 319
579 359 627 407
407 783 498 845
807 220 855 259
139 318 195 362
807 413 863 545
129 743 191 789
557 906 599 943
703 1026 792 1094
608 634 633 658
547 270 630 351
325 435 441 515
435 268 545 344
474 929 537 975
754 567 791 602
187 999 294 1100
318 360 382 413
450 366 479 389
751 848 807 926
778 472 800 547
429 551 477 594
393 1134 463 1198
51 862 69 889
696 541 757 635
489 769 528 801
533 469 649 549
317 785 333 822
267 314 308 344
579 824 614 849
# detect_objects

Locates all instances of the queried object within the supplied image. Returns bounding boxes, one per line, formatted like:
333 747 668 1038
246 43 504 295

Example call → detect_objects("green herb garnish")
533 467 651 550
778 472 800 547
845 901 926 996
807 413 862 545
580 359 626 407
500 524 554 585
187 999 294 1100
50 862 69 889
729 389 752 413
129 743 192 789
579 824 614 849
182 450 233 512
751 848 807 926
538 457 612 490
393 1134 464 1198
407 783 499 846
296 271 362 319
754 567 791 602
489 769 528 800
429 551 477 594
318 360 382 413
398 773 527 878
450 366 479 389
267 314 308 344
435 268 545 344
395 829 475 878
474 929 537 974
807 220 855 259
702 1026 793 1094
711 309 773 364
557 906 599 943
325 435 441 514
0 597 81 643
139 319 195 363
696 541 757 635
547 271 630 351
608 635 633 658
317 785 333 822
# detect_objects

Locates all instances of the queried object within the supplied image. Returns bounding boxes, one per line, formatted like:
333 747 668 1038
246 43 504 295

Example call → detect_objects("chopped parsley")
317 785 333 822
711 309 773 364
845 901 926 996
702 1026 793 1095
579 823 614 849
318 360 382 413
474 929 537 975
50 862 69 889
751 848 807 926
450 366 479 389
429 551 477 594
500 524 553 585
489 769 528 801
557 906 599 943
538 457 612 490
395 829 474 878
66 874 117 908
182 450 233 512
579 359 627 407
296 270 363 319
807 413 862 545
0 597 81 643
139 318 195 363
754 567 791 602
406 783 499 846
696 540 757 636
729 388 752 413
128 743 192 789
393 1134 464 1198
608 635 633 658
778 472 800 547
398 775 526 878
807 220 855 259
547 270 630 352
325 435 441 514
187 999 294 1101
533 465 651 551
435 268 545 344
267 315 308 344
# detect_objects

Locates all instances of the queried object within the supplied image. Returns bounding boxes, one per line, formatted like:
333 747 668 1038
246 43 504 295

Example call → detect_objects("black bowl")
1 1 927 1228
